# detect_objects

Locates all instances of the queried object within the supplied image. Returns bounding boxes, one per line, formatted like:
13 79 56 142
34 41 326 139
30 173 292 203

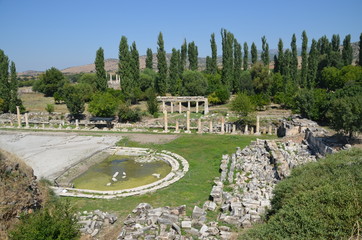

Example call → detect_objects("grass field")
66 134 275 219
20 91 69 113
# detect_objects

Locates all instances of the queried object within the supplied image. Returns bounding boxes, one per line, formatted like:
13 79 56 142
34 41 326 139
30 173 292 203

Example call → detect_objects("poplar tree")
169 48 180 95
146 48 153 69
95 47 107 92
0 50 10 112
261 36 270 66
342 34 353 66
291 34 298 81
283 49 292 79
301 30 308 87
119 36 132 94
156 32 168 95
233 39 242 92
205 56 212 73
359 33 362 66
221 29 234 90
210 33 218 74
180 39 187 73
274 39 284 74
188 41 198 71
251 42 257 65
307 39 319 89
9 61 19 113
331 34 340 52
243 42 249 70
130 41 140 88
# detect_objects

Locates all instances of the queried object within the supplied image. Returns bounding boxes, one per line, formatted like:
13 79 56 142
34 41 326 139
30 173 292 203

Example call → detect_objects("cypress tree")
0 50 10 112
146 48 153 69
210 33 217 74
180 39 187 73
233 39 242 93
130 41 140 88
307 39 318 89
95 47 107 92
283 49 292 80
156 32 168 95
251 42 257 65
317 35 331 55
243 42 249 70
188 41 198 71
342 34 353 66
291 34 298 81
119 36 132 94
274 39 284 74
169 48 180 95
331 34 340 52
261 36 270 66
359 33 362 66
9 61 19 113
301 30 308 87
205 56 211 73
221 29 234 90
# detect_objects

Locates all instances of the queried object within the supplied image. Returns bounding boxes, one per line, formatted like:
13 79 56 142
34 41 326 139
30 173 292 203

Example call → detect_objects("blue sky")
0 0 361 72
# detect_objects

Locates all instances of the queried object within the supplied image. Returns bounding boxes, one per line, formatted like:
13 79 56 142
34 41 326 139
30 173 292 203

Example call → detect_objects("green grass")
65 134 275 219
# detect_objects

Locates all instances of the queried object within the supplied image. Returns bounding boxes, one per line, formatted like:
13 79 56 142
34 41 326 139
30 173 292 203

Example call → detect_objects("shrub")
88 92 119 117
230 93 255 116
45 104 54 114
118 103 142 123
146 89 159 116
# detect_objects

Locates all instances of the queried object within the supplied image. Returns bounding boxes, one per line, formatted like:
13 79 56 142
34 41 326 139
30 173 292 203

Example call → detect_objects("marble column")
178 102 182 113
170 102 174 114
250 127 254 134
197 118 202 134
244 124 249 135
25 113 29 128
109 73 112 81
187 101 191 111
42 123 45 129
163 110 168 132
268 125 272 135
162 101 166 112
185 111 191 133
16 106 21 128
256 115 260 135
232 124 236 134
75 119 79 129
204 99 209 115
175 120 179 133
209 121 213 133
196 101 199 113
221 117 225 134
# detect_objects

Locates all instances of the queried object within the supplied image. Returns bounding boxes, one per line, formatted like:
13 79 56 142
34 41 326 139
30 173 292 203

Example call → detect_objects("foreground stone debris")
77 210 117 238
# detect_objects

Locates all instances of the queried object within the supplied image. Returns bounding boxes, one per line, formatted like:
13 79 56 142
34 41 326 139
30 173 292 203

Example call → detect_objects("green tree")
45 103 54 114
301 30 308 87
88 92 119 117
359 33 362 66
233 39 242 93
230 93 255 116
119 36 132 95
307 39 319 89
188 41 198 71
243 42 249 71
169 48 181 95
251 62 270 94
9 61 23 113
139 68 157 91
146 48 153 69
0 49 10 112
78 73 97 88
156 32 168 95
291 34 298 81
33 67 68 97
210 33 218 74
146 88 159 116
221 29 234 90
261 36 270 66
274 39 284 74
331 34 340 52
130 41 140 88
180 39 187 74
62 84 85 117
295 88 328 121
181 70 208 96
251 42 257 65
342 34 353 66
94 47 107 91
118 103 141 122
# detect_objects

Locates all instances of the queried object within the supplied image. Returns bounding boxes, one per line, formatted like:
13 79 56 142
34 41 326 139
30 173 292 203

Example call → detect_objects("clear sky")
0 0 361 72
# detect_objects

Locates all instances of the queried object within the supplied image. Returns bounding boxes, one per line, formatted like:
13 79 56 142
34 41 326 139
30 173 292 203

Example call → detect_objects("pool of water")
72 155 172 191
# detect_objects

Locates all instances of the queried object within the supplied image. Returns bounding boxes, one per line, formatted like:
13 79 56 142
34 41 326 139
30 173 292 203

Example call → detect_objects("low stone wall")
304 128 335 156
51 147 189 199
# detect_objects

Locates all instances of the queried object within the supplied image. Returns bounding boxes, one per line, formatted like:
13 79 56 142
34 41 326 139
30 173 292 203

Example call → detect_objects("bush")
181 71 208 96
88 92 119 117
208 86 230 105
62 85 85 116
230 93 255 116
45 104 54 114
9 200 79 240
146 89 159 116
118 103 142 123
241 148 362 240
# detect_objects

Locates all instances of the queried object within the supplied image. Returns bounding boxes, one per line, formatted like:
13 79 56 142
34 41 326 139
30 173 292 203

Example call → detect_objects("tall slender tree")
331 34 340 52
261 36 270 66
307 39 318 89
205 56 212 73
291 34 298 81
221 29 234 90
119 36 132 94
169 48 180 95
130 41 140 88
146 48 153 69
95 47 107 92
156 32 168 95
301 30 308 87
283 49 292 80
243 42 249 70
251 42 257 65
359 33 362 66
274 39 284 74
342 34 353 66
180 39 187 73
210 33 218 74
233 39 242 92
188 41 198 71
0 50 10 112
9 61 19 113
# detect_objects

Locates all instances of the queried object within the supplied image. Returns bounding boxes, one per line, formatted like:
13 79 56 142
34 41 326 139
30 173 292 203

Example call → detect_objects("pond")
72 155 172 191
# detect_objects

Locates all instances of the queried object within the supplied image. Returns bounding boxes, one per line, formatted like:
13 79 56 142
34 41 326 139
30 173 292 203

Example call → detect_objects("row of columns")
107 73 121 83
161 99 209 115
